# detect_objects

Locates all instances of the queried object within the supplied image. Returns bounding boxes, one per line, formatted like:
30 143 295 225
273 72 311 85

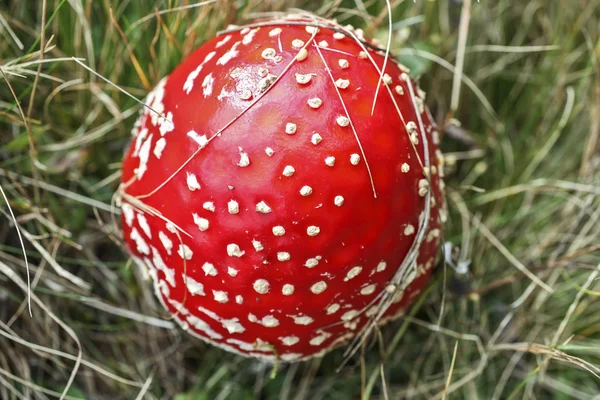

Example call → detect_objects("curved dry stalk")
0 184 32 316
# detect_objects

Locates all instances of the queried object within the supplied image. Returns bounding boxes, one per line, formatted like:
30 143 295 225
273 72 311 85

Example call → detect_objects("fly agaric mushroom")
118 15 446 362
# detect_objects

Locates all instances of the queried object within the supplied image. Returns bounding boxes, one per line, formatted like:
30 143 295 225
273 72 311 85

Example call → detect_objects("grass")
1 0 599 398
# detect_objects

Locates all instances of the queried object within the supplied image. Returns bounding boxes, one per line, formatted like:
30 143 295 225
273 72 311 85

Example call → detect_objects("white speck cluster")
336 116 350 127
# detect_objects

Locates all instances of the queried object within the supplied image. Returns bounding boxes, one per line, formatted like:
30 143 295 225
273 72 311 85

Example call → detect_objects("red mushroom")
118 15 446 362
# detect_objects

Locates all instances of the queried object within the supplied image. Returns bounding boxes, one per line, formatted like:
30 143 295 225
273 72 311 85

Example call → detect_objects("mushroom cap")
119 16 446 362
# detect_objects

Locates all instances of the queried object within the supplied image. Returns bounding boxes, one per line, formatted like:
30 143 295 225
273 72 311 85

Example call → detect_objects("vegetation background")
1 0 599 399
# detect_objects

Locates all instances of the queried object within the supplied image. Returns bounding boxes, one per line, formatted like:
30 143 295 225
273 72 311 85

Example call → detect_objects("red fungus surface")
119 16 447 362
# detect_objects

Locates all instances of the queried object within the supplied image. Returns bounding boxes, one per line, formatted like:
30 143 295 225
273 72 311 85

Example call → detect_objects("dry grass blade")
0 325 143 387
474 179 600 205
80 298 176 329
126 0 218 33
0 260 83 400
471 214 553 293
41 106 138 152
520 86 575 181
0 66 42 200
0 169 116 212
71 58 170 124
19 227 90 290
119 192 192 238
550 262 600 346
108 7 151 90
490 342 600 380
441 341 459 400
26 0 47 118
397 48 499 124
0 12 24 49
465 44 560 53
450 0 471 113
134 371 155 400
